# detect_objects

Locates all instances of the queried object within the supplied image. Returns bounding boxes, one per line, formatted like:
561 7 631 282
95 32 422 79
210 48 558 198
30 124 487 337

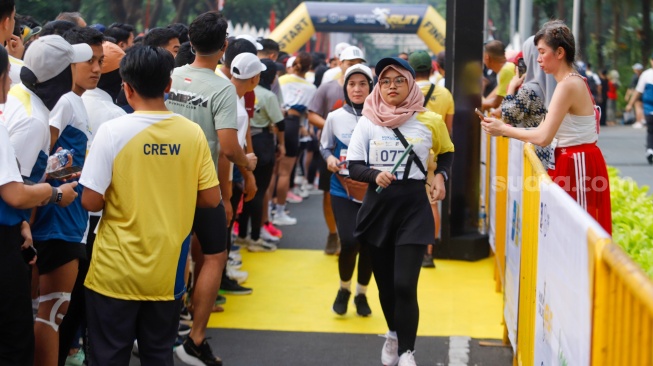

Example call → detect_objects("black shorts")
317 155 332 191
34 239 86 275
284 115 301 157
192 201 228 255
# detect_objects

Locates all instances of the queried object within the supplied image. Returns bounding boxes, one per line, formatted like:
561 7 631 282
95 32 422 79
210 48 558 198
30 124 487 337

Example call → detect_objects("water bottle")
478 205 487 235
46 149 74 173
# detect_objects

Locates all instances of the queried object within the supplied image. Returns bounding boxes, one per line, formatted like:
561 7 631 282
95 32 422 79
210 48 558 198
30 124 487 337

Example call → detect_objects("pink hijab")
362 65 426 129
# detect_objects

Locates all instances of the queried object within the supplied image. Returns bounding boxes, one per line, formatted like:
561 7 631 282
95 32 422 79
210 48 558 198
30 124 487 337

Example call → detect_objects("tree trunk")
558 0 566 21
643 0 652 66
612 1 620 68
108 0 127 24
124 0 143 28
149 0 164 28
579 0 587 57
70 0 82 12
596 0 604 69
172 0 191 25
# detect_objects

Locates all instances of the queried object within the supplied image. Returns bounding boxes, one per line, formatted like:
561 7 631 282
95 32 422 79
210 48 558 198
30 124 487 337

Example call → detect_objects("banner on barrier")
504 139 523 352
488 136 496 251
533 182 609 366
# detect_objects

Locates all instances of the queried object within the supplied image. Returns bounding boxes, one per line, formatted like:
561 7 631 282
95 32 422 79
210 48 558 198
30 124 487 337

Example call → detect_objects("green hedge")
609 167 653 278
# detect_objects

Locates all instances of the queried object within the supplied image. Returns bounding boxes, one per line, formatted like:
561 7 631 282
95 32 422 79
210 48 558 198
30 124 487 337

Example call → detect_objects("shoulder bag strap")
423 83 436 108
392 127 427 180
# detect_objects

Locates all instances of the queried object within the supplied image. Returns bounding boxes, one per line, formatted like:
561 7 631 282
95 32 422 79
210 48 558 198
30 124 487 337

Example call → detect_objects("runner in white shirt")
347 57 454 366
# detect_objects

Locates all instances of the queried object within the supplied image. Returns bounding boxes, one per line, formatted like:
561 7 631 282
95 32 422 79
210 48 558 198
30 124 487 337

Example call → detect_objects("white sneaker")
234 236 251 247
247 238 277 252
633 121 645 129
286 191 303 203
227 257 242 269
380 331 399 366
229 251 242 261
227 265 248 284
294 175 305 186
302 182 322 195
293 186 309 198
272 211 297 226
398 351 416 366
259 227 280 243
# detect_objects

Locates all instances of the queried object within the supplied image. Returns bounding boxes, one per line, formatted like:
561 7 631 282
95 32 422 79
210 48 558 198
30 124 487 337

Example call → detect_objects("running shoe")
180 306 193 322
398 351 417 366
226 265 248 284
220 277 253 295
234 236 251 247
230 243 241 253
178 323 191 337
647 149 653 165
380 331 399 366
248 238 277 252
354 294 372 317
272 211 297 226
175 336 223 366
293 186 309 198
259 227 280 243
227 257 242 269
214 294 227 305
302 182 322 195
324 233 340 255
332 288 351 315
633 121 645 129
286 191 303 203
64 349 85 366
421 253 436 268
264 222 283 238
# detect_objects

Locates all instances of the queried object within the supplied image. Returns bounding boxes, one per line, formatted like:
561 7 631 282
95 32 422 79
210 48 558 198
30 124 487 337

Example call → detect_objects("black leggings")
239 133 276 240
646 114 653 150
370 243 426 355
331 195 372 286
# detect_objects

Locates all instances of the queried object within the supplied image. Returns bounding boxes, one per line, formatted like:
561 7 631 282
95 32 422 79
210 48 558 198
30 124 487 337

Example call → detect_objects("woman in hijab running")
346 57 454 366
320 64 375 317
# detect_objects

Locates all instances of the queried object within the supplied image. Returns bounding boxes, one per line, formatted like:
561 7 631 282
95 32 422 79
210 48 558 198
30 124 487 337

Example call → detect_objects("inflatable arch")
269 2 446 55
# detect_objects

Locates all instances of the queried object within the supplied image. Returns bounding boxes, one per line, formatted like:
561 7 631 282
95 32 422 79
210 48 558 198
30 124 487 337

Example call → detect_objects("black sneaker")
422 253 436 268
219 277 253 295
215 294 227 305
332 288 351 315
354 294 372 317
175 336 222 366
647 149 653 165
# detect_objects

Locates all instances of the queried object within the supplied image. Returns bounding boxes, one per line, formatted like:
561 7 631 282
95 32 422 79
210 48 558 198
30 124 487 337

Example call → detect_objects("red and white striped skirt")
548 142 612 235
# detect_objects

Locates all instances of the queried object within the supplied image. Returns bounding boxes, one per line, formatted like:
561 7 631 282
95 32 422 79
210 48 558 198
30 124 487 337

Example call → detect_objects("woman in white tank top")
481 20 612 234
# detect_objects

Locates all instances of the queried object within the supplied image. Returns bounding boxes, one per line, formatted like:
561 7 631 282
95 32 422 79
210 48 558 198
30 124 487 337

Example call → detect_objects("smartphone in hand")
518 58 527 77
475 108 485 120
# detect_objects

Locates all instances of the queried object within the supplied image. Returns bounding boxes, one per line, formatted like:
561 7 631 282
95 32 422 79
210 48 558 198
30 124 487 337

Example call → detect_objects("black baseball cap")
375 57 416 78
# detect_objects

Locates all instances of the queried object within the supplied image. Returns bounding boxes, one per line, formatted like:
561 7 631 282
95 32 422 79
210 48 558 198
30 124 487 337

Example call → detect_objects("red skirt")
548 143 612 235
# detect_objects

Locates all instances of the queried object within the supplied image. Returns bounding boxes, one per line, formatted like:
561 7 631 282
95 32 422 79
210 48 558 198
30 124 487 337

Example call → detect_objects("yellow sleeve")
416 112 455 162
196 127 219 190
497 62 516 97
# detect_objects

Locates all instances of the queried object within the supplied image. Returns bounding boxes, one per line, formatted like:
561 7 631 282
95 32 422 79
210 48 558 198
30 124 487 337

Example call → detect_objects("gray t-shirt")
166 65 238 165
308 79 345 119
251 85 284 128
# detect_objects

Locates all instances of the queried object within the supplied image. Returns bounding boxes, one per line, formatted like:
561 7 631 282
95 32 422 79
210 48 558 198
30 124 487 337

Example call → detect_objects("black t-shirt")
629 74 639 89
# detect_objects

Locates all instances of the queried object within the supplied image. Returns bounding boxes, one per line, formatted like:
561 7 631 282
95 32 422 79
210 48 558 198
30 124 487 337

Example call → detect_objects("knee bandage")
35 292 71 332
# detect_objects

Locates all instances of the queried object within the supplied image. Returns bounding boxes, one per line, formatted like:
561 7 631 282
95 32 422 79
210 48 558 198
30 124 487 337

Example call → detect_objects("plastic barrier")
487 141 653 365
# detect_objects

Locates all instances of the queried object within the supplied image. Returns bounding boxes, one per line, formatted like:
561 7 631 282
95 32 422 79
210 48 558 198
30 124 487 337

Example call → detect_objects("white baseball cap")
23 35 93 83
236 34 263 51
344 64 373 82
633 63 644 71
334 42 351 58
286 56 296 69
231 52 267 79
339 46 366 62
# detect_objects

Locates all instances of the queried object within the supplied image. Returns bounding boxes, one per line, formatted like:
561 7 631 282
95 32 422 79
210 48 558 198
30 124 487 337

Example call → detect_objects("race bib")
369 140 406 173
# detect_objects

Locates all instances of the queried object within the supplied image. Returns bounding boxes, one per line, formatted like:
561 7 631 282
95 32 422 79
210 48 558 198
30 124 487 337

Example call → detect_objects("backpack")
586 73 599 99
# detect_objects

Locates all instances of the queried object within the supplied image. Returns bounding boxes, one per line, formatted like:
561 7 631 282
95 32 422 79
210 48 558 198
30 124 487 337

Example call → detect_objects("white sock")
356 284 367 295
388 330 397 339
340 281 351 291
277 204 286 214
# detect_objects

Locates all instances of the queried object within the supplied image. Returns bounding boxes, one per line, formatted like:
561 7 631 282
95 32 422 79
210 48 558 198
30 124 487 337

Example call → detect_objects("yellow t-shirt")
417 81 455 118
415 111 455 161
80 112 219 301
496 62 516 97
